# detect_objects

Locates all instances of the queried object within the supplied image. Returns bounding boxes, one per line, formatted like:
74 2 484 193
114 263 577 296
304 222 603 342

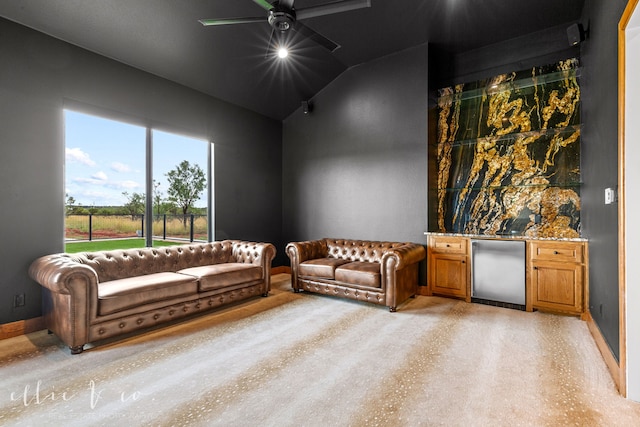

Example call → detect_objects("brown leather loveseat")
286 238 425 312
29 240 275 354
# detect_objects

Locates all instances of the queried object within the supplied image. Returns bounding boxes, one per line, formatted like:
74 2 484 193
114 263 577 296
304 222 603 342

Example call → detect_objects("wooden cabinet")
426 234 588 317
427 236 470 301
527 241 588 316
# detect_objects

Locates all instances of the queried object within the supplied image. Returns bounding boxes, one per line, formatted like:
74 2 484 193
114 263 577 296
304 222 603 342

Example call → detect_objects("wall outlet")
13 293 25 308
605 187 616 205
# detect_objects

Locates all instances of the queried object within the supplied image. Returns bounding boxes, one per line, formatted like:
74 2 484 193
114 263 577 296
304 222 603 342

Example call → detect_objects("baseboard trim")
272 266 291 275
417 286 431 296
0 317 45 340
584 311 622 392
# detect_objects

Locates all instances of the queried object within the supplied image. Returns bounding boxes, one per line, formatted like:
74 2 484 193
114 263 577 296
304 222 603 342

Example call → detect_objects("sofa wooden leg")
262 292 269 297
389 306 397 312
70 345 84 355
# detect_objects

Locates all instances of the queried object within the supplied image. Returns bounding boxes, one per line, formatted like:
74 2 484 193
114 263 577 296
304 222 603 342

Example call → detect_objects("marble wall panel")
434 59 581 238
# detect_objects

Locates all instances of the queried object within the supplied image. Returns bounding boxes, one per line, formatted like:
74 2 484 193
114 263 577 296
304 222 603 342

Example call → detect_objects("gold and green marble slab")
433 59 581 239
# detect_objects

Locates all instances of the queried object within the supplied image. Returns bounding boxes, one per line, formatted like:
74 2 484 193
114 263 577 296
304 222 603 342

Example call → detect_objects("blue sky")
64 110 209 207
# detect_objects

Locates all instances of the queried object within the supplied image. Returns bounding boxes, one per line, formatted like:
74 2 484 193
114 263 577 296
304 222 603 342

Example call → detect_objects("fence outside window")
65 214 208 242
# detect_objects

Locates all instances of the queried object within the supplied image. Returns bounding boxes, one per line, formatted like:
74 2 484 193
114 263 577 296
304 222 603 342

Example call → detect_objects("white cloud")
74 177 105 185
107 180 141 190
66 147 96 166
111 162 131 173
73 176 140 190
92 171 108 181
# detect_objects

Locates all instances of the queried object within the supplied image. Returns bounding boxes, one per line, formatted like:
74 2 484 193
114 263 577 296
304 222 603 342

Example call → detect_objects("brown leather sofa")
29 240 276 354
286 238 425 312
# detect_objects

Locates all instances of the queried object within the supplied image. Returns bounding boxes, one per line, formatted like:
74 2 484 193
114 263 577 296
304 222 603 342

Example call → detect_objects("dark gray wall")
0 18 282 325
430 23 580 90
282 45 428 252
579 0 627 361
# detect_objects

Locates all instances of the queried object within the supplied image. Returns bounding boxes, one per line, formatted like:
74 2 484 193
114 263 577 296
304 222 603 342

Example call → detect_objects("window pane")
152 130 209 243
64 110 146 246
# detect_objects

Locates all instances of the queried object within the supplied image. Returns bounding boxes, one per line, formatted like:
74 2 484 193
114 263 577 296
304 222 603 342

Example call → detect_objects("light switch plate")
605 187 616 204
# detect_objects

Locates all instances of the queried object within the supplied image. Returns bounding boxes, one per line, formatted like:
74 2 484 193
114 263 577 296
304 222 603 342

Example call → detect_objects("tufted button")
195 303 201 309
169 310 175 315
183 306 189 312
153 314 160 320
136 319 143 325
119 322 125 329
98 328 105 335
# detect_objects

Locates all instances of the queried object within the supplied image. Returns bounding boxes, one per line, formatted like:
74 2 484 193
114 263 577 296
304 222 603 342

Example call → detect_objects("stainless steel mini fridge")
471 239 526 305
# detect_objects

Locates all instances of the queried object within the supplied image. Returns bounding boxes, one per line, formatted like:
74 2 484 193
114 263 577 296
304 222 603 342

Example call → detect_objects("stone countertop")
424 231 587 242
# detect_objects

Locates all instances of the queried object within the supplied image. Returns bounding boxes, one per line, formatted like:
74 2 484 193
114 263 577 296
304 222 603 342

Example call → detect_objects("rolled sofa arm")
230 241 277 270
380 243 426 271
29 254 99 353
29 254 99 295
230 241 277 295
285 240 328 264
285 240 329 291
380 243 426 310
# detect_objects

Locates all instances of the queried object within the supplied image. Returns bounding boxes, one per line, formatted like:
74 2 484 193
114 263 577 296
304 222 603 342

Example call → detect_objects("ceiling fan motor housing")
269 9 296 32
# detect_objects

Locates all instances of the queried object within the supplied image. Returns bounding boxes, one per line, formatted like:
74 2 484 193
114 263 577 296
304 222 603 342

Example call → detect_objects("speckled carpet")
1 274 639 426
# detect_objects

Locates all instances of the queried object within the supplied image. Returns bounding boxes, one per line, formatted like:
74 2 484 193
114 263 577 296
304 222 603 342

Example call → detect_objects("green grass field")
64 239 185 253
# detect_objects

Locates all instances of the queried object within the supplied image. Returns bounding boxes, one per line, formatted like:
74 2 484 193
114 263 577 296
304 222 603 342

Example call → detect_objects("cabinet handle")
446 244 450 247
554 251 559 255
534 266 538 270
461 260 465 264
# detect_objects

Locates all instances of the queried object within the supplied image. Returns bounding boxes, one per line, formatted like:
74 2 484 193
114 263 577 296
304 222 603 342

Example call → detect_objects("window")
64 109 213 250
152 130 210 242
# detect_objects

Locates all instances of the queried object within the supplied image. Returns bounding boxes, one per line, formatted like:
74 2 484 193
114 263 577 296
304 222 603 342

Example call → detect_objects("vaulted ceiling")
0 0 585 120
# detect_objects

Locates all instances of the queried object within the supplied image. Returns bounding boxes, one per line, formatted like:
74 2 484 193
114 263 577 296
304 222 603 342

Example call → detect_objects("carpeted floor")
1 274 639 426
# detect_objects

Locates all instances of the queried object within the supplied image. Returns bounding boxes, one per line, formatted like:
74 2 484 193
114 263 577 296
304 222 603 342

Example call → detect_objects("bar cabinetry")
427 235 470 301
426 234 588 316
527 240 587 316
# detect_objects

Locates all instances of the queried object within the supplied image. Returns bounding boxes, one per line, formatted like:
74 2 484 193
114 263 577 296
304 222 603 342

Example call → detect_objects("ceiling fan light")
277 47 289 59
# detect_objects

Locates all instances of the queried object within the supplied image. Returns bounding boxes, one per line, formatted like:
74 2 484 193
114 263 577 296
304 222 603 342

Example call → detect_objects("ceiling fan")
198 0 371 53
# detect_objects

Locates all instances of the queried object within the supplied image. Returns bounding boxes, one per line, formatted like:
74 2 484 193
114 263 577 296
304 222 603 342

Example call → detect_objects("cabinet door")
531 262 583 314
430 254 468 298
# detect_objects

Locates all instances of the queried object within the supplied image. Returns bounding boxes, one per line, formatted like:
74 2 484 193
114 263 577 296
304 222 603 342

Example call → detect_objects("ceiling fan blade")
199 17 264 26
279 0 295 9
251 0 274 11
296 0 371 20
293 21 340 52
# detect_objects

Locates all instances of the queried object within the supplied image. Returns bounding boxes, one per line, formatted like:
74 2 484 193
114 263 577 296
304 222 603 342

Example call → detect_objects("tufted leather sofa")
286 238 425 312
29 240 276 354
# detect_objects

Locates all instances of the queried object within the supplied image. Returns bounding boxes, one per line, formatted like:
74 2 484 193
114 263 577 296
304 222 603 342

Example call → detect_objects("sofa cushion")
299 258 351 279
178 263 262 292
98 272 199 316
335 262 381 288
